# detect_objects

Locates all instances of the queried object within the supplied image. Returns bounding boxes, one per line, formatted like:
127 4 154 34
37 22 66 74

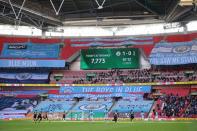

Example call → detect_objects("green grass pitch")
0 120 196 131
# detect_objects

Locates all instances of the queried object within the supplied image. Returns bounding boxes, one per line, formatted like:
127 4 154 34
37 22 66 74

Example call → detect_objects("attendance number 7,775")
91 58 106 64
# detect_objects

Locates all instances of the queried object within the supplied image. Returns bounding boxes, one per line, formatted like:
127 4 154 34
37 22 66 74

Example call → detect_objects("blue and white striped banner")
71 37 153 47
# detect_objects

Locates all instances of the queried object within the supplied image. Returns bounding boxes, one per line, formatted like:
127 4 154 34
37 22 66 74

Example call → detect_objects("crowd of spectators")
69 69 151 84
51 69 197 84
185 95 197 117
152 71 197 82
153 94 197 118
160 94 190 117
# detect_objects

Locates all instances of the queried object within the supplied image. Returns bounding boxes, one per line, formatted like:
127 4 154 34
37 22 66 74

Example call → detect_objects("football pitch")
0 120 196 131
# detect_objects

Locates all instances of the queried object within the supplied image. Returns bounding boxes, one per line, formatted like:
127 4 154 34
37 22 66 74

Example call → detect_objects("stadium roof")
0 0 197 29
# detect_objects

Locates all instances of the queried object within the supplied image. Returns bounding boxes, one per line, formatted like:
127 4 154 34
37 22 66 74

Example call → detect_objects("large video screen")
80 48 140 69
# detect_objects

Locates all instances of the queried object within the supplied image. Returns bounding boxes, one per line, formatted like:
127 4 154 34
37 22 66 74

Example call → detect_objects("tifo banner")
60 86 151 94
49 94 144 99
0 73 49 83
0 110 27 119
0 59 65 67
0 109 27 119
1 42 60 58
71 37 153 47
0 115 26 119
112 100 153 112
80 48 140 69
0 110 27 114
150 40 197 65
48 94 71 99
0 90 48 95
0 73 48 79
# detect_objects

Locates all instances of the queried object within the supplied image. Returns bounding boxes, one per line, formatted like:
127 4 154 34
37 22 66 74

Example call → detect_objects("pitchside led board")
80 48 140 69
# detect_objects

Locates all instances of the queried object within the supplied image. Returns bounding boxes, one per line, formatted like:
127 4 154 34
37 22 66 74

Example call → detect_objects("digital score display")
80 48 140 69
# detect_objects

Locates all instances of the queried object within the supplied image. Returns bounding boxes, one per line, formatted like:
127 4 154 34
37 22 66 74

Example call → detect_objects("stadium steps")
182 101 191 117
147 100 157 118
108 99 118 112
67 50 80 63
66 100 79 115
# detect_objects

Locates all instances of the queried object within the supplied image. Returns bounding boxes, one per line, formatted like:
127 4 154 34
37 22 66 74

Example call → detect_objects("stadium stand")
150 87 197 119
1 1 197 131
50 69 151 84
0 34 197 121
51 69 197 84
158 95 190 118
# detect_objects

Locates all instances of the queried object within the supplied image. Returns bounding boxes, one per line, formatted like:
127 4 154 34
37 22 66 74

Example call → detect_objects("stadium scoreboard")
80 48 140 69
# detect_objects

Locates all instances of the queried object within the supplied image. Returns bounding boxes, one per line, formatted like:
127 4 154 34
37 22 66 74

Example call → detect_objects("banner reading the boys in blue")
1 42 60 59
150 40 197 65
60 86 151 94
